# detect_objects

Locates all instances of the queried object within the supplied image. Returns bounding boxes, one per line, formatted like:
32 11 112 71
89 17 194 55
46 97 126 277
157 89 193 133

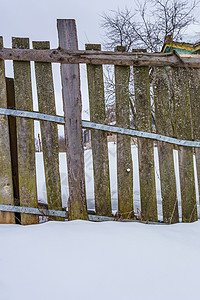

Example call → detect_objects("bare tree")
101 0 199 52
101 7 137 51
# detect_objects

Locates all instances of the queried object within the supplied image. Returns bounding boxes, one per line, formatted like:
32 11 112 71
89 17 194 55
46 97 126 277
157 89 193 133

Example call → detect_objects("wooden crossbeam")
1 46 200 67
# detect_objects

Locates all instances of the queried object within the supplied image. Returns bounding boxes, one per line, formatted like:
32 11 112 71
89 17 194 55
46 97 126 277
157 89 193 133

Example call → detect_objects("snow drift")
1 220 200 300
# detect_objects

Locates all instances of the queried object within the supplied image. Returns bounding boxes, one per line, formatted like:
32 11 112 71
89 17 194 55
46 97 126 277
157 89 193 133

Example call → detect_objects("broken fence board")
12 37 38 225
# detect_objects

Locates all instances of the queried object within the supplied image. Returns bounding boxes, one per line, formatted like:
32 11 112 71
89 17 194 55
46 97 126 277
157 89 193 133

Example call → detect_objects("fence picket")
153 67 179 223
173 67 197 222
6 77 20 224
12 37 38 225
0 37 15 224
86 44 112 216
133 62 157 222
57 19 88 220
33 41 63 220
188 68 200 210
115 46 133 218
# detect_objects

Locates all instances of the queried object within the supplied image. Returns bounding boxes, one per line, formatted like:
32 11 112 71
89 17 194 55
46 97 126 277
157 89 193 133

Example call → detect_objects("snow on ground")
1 220 200 300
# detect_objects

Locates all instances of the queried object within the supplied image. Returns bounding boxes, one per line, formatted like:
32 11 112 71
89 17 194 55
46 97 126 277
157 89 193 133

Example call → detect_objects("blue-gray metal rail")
1 107 200 147
0 204 168 224
0 204 115 222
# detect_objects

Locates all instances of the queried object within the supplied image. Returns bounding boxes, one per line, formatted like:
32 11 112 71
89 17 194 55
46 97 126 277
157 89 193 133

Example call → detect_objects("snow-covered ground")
36 142 200 221
2 144 200 299
1 220 200 300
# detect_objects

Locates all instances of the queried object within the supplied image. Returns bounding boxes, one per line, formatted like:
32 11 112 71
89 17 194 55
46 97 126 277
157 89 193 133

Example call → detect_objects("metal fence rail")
1 107 200 147
0 204 170 224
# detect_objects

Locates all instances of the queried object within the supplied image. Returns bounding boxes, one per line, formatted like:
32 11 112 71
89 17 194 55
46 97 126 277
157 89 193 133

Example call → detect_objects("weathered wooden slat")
57 19 88 220
12 37 38 225
133 63 157 222
153 67 179 223
33 41 63 221
86 44 112 216
0 37 15 224
6 78 21 224
2 47 200 67
187 68 200 212
173 67 197 222
114 46 133 218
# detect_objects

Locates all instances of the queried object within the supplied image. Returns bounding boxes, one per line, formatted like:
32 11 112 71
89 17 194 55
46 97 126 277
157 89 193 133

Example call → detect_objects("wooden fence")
1 19 200 225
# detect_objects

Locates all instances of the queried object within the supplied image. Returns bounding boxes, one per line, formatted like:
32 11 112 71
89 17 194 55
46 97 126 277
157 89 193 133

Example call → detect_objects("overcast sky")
2 0 200 47
1 0 139 48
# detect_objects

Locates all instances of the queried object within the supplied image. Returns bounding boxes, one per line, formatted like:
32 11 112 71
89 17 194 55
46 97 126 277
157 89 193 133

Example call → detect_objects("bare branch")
100 0 199 52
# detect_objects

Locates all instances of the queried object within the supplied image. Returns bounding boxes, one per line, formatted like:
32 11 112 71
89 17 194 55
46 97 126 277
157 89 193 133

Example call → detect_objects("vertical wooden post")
33 41 63 220
115 46 133 218
12 37 38 225
153 67 179 223
0 37 15 224
6 77 21 224
57 19 88 220
86 44 112 216
133 55 157 222
188 68 200 209
173 67 197 222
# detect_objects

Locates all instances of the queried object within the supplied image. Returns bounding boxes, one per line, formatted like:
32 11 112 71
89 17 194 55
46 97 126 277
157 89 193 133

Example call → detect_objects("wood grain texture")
188 68 200 217
133 65 157 222
173 67 197 222
0 37 15 224
57 19 88 220
6 77 20 224
2 47 200 67
153 67 179 223
86 44 111 216
115 46 133 218
12 37 38 225
33 41 63 221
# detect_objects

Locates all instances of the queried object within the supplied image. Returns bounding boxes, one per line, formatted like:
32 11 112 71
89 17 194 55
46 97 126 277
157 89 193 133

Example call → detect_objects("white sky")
1 0 139 48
